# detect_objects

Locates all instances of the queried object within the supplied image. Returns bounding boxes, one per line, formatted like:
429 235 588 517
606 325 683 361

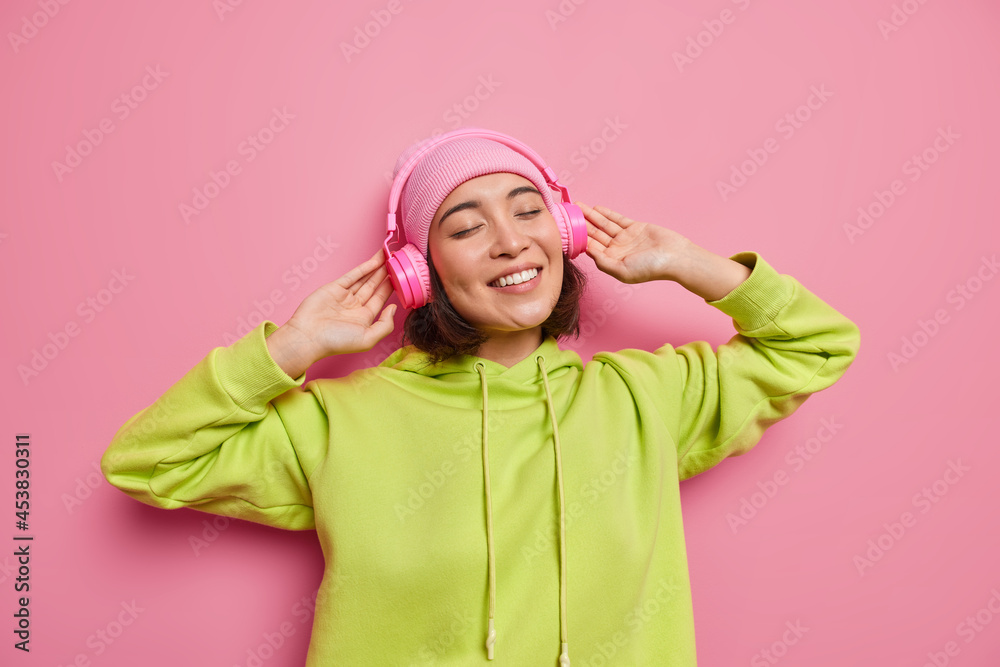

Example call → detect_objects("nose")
489 215 530 258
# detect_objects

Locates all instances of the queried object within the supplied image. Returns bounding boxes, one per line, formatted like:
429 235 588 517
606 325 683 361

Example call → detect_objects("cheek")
433 249 481 295
549 264 565 297
450 276 481 297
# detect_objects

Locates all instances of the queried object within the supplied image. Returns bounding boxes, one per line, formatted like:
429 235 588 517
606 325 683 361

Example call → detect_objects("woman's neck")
474 326 545 368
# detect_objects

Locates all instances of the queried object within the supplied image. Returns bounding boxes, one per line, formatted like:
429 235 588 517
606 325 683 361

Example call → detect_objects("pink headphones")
383 128 588 309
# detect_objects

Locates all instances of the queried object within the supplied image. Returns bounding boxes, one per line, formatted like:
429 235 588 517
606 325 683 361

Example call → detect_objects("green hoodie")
101 251 860 666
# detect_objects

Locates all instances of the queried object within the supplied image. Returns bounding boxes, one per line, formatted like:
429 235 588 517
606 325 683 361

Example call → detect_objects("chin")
475 307 551 333
507 310 555 332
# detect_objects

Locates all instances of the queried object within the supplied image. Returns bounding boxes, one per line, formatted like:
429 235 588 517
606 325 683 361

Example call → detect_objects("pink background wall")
3 1 999 665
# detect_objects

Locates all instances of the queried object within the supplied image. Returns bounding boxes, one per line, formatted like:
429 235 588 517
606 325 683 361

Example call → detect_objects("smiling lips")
489 267 540 288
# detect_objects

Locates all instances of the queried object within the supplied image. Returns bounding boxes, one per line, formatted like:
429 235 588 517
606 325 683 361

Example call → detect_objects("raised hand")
267 249 398 377
576 202 693 284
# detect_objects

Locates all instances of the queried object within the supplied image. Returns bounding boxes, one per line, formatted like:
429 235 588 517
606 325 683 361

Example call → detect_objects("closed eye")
451 210 542 238
451 226 481 238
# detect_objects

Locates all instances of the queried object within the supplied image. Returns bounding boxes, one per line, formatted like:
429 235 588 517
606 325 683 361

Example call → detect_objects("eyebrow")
436 186 542 228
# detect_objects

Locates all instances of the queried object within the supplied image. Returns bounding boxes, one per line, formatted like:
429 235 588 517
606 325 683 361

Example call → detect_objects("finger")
576 201 624 236
585 237 617 275
336 249 385 289
335 259 380 292
585 235 608 261
592 204 636 229
373 302 396 327
363 303 396 347
586 220 613 248
349 266 382 301
362 274 395 310
351 263 388 299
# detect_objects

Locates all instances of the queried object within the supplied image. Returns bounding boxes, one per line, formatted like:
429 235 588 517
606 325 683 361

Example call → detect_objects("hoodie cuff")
704 252 794 333
214 320 307 409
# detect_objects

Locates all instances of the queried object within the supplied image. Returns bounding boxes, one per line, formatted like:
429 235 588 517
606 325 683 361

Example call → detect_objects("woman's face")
427 172 564 338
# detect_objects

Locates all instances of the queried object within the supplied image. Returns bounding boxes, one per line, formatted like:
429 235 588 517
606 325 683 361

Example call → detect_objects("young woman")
102 128 860 666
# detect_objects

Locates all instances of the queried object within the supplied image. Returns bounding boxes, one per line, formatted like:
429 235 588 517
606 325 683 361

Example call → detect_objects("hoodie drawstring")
537 356 571 667
474 358 570 666
475 362 498 659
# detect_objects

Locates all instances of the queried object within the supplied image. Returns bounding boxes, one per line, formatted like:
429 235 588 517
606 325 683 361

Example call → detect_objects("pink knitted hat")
392 130 567 260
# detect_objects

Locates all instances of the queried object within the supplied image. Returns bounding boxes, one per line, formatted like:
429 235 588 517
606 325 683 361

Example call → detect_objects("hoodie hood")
379 334 582 383
378 334 581 665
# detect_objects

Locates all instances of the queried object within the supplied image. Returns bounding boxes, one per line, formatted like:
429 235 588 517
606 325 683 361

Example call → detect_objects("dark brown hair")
402 252 588 365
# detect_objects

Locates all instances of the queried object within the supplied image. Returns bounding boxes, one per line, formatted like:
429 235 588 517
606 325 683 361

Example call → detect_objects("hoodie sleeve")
596 252 860 481
100 320 328 530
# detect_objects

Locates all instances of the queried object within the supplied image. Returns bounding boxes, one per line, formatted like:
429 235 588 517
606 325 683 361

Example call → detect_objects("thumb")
369 304 396 339
586 242 616 275
364 304 396 349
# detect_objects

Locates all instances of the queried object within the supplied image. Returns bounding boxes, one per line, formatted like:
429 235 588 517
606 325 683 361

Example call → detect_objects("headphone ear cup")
559 202 588 259
387 243 432 309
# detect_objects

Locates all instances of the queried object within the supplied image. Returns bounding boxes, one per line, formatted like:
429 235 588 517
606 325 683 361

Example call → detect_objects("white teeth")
492 267 538 287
